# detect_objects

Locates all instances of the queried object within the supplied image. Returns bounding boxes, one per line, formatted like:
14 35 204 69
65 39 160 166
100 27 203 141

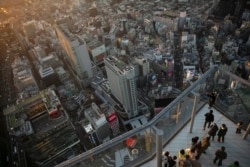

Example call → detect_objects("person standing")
179 155 192 167
213 146 227 166
186 147 197 160
168 156 177 167
194 141 202 160
208 123 219 140
203 110 214 130
236 122 243 134
207 91 217 108
191 136 199 148
162 151 170 167
178 149 186 161
201 136 210 153
217 124 228 143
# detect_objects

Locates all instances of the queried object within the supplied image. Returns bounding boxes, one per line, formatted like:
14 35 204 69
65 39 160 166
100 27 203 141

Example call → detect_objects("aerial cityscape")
0 0 250 167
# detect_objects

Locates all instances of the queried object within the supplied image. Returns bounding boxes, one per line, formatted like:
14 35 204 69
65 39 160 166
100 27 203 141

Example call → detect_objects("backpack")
222 152 227 159
210 114 214 122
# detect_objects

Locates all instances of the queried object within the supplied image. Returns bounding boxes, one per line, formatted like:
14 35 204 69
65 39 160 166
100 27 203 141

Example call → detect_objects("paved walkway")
140 104 250 167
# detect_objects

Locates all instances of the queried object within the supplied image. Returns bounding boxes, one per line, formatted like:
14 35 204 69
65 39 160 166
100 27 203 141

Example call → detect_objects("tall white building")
55 23 93 86
104 56 138 118
135 56 150 77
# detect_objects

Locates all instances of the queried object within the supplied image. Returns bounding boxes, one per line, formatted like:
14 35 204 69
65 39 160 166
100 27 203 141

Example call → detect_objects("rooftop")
105 56 133 73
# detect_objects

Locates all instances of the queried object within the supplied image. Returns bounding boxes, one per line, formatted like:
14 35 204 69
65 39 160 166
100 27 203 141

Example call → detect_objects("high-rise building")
104 56 138 118
39 67 61 87
23 21 37 39
134 56 150 77
173 32 184 89
55 23 93 87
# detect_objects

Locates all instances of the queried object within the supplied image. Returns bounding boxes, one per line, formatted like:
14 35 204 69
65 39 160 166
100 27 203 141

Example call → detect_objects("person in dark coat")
217 124 228 143
207 91 217 108
203 110 214 130
194 141 202 160
191 136 199 148
208 123 219 140
213 146 227 166
168 155 177 167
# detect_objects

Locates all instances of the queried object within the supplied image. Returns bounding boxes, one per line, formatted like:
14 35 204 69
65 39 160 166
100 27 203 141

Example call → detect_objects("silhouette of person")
203 110 214 130
208 123 219 140
217 124 228 143
191 136 199 148
207 91 217 108
168 155 177 167
213 146 227 166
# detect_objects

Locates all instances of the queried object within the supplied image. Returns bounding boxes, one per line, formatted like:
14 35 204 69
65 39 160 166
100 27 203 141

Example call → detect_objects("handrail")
218 66 250 86
150 66 218 125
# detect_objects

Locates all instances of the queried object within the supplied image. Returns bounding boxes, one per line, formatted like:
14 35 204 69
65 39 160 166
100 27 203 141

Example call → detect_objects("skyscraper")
104 56 138 118
23 21 37 39
55 23 93 87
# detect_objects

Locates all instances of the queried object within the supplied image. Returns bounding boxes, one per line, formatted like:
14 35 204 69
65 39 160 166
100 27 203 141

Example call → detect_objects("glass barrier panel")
66 127 157 167
214 69 250 129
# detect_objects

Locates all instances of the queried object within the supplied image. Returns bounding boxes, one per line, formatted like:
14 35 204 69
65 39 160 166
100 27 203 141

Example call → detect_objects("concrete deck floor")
140 104 250 167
